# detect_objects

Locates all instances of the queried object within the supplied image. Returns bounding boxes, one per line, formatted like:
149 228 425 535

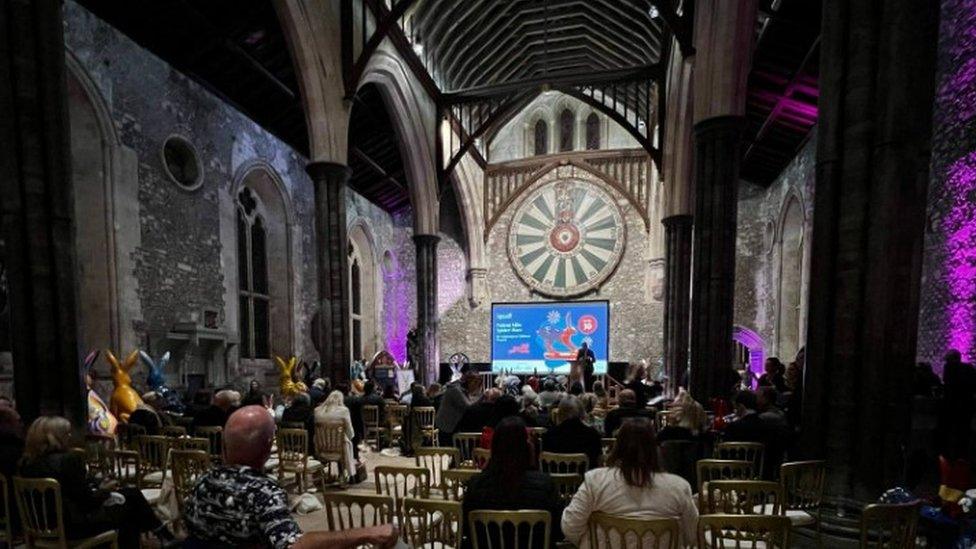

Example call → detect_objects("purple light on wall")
384 265 410 363
732 325 765 387
943 151 976 363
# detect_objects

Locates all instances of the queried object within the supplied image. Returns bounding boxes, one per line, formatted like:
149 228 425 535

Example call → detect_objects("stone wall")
733 132 816 367
917 0 976 371
56 1 412 392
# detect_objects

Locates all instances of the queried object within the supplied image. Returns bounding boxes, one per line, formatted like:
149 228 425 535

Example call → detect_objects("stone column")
413 234 440 385
306 161 352 386
0 0 85 423
662 215 693 393
689 116 745 400
801 0 938 499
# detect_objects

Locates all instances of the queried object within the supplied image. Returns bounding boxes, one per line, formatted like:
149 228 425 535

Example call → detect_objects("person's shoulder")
653 471 693 492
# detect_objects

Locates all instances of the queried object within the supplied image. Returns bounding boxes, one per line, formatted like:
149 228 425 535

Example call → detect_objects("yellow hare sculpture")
106 350 144 422
275 355 307 398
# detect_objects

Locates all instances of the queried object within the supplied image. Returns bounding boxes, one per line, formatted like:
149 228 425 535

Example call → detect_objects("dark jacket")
192 405 230 431
463 470 563 548
758 372 788 393
541 418 602 468
457 401 495 434
434 384 470 434
128 408 162 436
20 451 108 535
722 412 767 444
603 406 653 437
364 393 386 420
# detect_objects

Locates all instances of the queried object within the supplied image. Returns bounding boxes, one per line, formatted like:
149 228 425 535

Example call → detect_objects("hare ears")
83 349 100 373
106 350 140 371
274 355 297 374
138 350 172 370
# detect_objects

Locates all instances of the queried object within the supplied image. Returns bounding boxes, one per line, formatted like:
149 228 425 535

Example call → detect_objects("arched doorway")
733 325 766 387
776 196 804 359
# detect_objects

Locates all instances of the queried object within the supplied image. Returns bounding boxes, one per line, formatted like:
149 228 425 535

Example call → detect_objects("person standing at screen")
576 342 596 391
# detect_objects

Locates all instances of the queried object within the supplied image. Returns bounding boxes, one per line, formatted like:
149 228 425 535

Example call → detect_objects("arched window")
585 112 601 150
776 197 804 361
533 119 548 155
237 187 271 359
559 109 575 152
348 223 378 360
350 252 363 359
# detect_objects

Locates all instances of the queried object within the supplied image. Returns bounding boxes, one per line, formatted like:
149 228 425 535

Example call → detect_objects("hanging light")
648 4 660 19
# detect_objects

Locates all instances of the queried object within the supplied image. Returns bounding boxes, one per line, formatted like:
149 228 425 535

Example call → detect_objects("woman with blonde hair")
19 416 175 546
658 389 708 441
314 390 357 479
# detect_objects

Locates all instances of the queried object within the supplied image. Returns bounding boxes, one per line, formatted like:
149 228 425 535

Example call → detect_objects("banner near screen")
491 301 609 374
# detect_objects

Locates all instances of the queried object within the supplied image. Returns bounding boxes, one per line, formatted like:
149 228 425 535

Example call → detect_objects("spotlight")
648 4 660 19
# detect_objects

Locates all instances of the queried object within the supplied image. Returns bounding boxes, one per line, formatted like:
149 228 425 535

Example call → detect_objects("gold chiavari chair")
588 511 680 549
528 427 547 453
83 435 115 478
276 428 323 493
472 448 491 469
194 426 223 464
539 451 588 475
323 492 395 533
160 425 187 438
714 442 765 480
701 480 783 516
386 404 407 447
696 459 753 495
104 449 166 507
172 437 210 453
118 423 145 450
600 438 616 466
468 510 550 549
374 466 431 524
314 422 350 485
452 433 482 467
780 460 826 542
403 498 462 548
550 407 564 426
442 468 480 502
170 450 211 517
655 410 675 431
859 502 920 549
412 406 439 447
134 435 169 488
415 447 460 494
697 514 791 549
550 473 583 506
13 477 118 548
362 404 387 449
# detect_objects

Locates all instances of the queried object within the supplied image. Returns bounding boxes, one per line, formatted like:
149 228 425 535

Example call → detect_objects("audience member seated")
542 396 602 468
520 386 542 426
314 391 357 480
592 381 609 410
427 383 443 409
657 391 707 442
757 387 788 428
624 363 649 406
308 378 330 406
184 406 398 548
480 395 523 448
193 389 240 432
561 418 698 548
129 399 164 435
757 357 788 393
362 381 386 420
434 372 479 446
340 384 365 461
464 417 563 547
402 384 433 455
242 379 266 407
19 416 176 547
282 392 316 453
603 389 653 437
457 387 501 434
722 390 767 443
537 380 563 409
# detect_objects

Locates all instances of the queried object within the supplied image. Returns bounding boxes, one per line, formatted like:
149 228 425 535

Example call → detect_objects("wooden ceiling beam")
443 64 661 103
350 146 409 194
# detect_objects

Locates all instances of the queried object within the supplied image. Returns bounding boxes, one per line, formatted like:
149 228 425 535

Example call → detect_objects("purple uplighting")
943 151 976 364
384 261 411 363
732 325 766 387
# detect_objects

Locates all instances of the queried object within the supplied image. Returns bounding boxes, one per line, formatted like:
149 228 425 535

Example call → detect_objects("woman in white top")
313 390 356 478
561 418 699 548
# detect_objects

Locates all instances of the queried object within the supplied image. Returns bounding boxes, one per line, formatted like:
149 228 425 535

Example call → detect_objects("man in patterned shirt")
184 405 397 548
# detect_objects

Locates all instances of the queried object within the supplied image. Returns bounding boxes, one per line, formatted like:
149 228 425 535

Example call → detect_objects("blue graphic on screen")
491 301 609 374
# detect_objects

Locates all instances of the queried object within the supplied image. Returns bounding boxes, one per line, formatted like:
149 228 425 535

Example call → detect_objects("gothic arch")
775 190 806 360
231 162 298 364
360 48 439 235
347 218 382 359
733 325 766 386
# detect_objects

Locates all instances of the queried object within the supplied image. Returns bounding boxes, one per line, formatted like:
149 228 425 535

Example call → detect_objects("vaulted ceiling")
348 85 411 212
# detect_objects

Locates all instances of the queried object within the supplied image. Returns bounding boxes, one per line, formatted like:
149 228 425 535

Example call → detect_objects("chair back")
697 513 791 548
170 449 211 514
442 468 479 501
134 435 170 473
415 447 459 492
714 442 765 479
550 473 583 505
588 511 680 549
859 502 920 549
13 477 67 546
656 410 674 431
106 449 143 489
314 421 347 460
120 422 146 448
473 447 492 469
386 404 407 428
539 451 588 475
160 425 187 438
277 428 311 469
363 404 380 428
550 407 564 425
323 492 395 532
702 480 783 515
696 459 753 494
194 426 223 462
660 440 702 488
83 435 115 477
413 406 436 429
469 509 551 549
403 498 462 548
452 432 482 465
374 466 430 520
173 437 210 453
780 460 825 512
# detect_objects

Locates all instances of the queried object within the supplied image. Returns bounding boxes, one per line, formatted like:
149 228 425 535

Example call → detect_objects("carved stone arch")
64 50 143 358
733 325 766 386
775 190 806 360
360 48 439 235
347 217 382 359
231 162 299 366
522 103 552 156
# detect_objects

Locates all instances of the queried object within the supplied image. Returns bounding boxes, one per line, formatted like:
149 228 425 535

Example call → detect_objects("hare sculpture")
106 350 143 422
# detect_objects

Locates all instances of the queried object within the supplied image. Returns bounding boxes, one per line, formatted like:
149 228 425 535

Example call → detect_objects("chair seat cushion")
748 505 816 527
141 488 162 505
142 470 164 484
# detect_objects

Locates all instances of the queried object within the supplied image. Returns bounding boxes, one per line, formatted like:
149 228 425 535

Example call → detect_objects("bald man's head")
618 389 637 407
223 405 275 468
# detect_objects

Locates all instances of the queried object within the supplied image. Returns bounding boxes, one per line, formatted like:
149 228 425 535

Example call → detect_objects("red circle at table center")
549 222 580 252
